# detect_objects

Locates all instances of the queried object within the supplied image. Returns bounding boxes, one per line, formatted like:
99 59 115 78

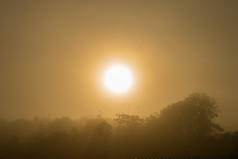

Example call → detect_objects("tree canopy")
158 93 223 137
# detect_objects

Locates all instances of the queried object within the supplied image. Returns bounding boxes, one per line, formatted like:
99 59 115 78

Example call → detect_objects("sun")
103 65 133 94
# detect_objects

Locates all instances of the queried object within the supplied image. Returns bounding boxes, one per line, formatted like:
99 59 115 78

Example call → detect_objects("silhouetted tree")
80 117 112 159
113 114 144 158
114 114 143 129
159 93 223 138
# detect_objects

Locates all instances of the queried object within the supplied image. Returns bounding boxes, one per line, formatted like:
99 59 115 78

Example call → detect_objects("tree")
114 114 143 129
80 117 112 159
158 93 223 137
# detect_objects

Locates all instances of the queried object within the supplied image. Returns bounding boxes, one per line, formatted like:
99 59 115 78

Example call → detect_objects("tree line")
0 93 237 159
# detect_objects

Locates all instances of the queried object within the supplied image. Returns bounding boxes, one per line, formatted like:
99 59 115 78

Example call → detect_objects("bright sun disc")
104 65 133 93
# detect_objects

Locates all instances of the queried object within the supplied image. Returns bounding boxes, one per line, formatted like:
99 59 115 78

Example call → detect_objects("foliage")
0 93 237 159
158 93 223 137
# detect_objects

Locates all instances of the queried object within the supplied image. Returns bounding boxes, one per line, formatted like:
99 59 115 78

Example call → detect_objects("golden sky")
0 1 238 127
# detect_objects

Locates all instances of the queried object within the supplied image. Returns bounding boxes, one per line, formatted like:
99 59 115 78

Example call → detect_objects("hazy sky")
0 0 238 127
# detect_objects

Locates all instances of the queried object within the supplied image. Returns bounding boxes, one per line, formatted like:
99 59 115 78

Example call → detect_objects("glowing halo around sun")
103 65 133 94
